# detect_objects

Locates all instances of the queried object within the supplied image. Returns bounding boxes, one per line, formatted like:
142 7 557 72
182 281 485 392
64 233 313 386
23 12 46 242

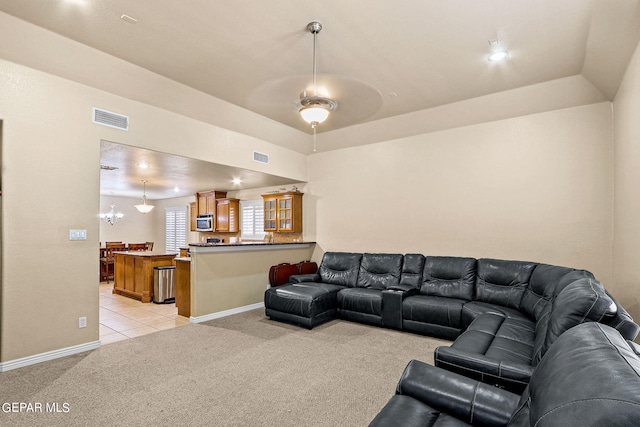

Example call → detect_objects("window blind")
240 200 265 240
165 206 187 253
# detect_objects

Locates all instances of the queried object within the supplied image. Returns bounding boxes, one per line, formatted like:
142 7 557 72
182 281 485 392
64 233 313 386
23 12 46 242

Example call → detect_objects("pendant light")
298 21 337 129
134 180 155 213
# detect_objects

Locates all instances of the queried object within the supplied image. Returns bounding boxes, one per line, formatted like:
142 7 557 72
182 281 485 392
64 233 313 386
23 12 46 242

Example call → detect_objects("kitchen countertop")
189 241 313 247
114 251 178 257
188 241 315 254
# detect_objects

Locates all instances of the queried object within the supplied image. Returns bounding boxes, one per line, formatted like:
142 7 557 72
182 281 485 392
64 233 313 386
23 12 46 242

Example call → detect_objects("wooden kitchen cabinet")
261 192 303 233
195 190 227 216
216 198 239 232
175 258 191 317
190 202 197 231
113 252 176 303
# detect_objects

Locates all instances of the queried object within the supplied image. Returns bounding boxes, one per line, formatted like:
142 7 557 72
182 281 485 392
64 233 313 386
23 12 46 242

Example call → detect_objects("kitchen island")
113 251 177 302
186 241 316 321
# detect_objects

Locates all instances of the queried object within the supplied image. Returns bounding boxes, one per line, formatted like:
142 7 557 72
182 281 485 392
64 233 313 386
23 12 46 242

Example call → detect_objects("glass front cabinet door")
263 197 277 232
261 192 303 233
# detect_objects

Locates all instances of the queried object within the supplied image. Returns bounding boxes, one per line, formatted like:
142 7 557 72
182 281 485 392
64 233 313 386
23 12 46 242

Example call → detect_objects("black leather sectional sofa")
369 322 640 426
264 252 638 394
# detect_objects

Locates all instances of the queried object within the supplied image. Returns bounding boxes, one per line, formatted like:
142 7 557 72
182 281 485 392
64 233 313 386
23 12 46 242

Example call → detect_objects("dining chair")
100 244 126 282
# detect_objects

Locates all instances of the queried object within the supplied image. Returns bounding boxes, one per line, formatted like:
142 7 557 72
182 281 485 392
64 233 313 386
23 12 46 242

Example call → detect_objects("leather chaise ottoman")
264 282 342 329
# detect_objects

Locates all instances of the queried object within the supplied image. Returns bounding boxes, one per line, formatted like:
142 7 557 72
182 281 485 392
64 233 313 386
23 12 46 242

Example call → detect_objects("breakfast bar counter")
113 251 177 302
187 241 316 320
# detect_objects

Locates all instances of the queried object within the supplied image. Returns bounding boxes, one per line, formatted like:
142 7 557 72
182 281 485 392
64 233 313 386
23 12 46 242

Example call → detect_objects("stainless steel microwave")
196 215 213 232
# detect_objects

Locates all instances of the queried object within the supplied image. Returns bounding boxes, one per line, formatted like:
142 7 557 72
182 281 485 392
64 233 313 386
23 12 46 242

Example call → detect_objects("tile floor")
99 282 190 345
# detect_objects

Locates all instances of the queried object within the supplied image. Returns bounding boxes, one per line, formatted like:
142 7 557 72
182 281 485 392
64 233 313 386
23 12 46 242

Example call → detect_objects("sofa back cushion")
356 253 403 290
475 258 537 310
531 277 615 365
511 323 640 427
399 254 425 288
318 252 363 287
521 265 594 321
421 256 477 301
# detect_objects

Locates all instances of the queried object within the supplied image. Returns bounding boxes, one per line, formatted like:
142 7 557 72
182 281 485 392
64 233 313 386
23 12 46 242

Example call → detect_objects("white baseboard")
189 302 264 324
0 340 101 373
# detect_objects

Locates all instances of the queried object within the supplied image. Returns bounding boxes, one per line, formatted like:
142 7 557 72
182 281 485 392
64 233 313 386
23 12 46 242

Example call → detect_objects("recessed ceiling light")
488 49 509 62
232 178 242 185
137 162 149 169
174 186 180 192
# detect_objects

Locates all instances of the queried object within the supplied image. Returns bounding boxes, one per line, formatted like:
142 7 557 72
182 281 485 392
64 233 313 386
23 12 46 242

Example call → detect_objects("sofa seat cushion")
264 283 343 318
402 295 466 329
453 312 535 366
461 300 532 329
338 288 382 315
434 312 537 393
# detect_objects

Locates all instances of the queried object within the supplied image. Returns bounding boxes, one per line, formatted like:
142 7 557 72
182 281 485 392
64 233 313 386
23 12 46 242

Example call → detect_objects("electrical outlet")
78 316 87 328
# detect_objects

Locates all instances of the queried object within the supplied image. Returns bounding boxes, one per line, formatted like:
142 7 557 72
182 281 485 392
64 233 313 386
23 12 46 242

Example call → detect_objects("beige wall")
613 39 640 322
99 195 157 245
309 102 615 284
0 57 307 363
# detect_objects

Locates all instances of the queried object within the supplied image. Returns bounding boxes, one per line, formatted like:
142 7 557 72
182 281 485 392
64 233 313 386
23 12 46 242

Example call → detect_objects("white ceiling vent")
253 151 269 164
92 107 129 131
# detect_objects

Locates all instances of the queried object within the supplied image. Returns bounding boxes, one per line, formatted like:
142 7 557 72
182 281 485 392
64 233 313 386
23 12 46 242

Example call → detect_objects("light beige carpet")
0 310 450 426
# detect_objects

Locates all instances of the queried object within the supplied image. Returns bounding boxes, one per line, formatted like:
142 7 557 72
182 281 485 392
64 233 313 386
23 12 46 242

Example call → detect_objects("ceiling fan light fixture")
298 96 337 124
298 21 337 127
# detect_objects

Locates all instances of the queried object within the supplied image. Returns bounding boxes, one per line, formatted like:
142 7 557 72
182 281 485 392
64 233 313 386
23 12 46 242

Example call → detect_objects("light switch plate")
69 229 87 241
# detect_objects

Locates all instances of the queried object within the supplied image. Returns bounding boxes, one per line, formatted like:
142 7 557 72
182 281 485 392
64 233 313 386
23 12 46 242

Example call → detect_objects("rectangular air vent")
92 107 129 131
253 151 269 164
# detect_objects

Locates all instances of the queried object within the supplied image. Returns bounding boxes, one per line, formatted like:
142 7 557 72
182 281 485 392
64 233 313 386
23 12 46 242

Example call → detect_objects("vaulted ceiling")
1 0 639 198
2 0 639 136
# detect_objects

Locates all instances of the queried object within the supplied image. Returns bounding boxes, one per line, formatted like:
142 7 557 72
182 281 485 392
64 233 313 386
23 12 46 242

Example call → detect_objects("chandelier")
100 205 124 225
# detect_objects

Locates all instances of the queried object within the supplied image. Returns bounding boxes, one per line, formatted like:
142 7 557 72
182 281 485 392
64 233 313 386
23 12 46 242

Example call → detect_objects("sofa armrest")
289 273 320 283
396 360 520 427
434 346 534 394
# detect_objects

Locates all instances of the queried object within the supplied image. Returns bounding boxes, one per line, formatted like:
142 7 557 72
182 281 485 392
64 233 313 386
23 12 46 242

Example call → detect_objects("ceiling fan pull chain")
312 122 317 152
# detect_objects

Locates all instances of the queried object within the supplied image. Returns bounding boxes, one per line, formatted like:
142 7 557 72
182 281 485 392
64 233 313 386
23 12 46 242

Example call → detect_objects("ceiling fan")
295 21 338 151
246 20 383 147
296 22 338 129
